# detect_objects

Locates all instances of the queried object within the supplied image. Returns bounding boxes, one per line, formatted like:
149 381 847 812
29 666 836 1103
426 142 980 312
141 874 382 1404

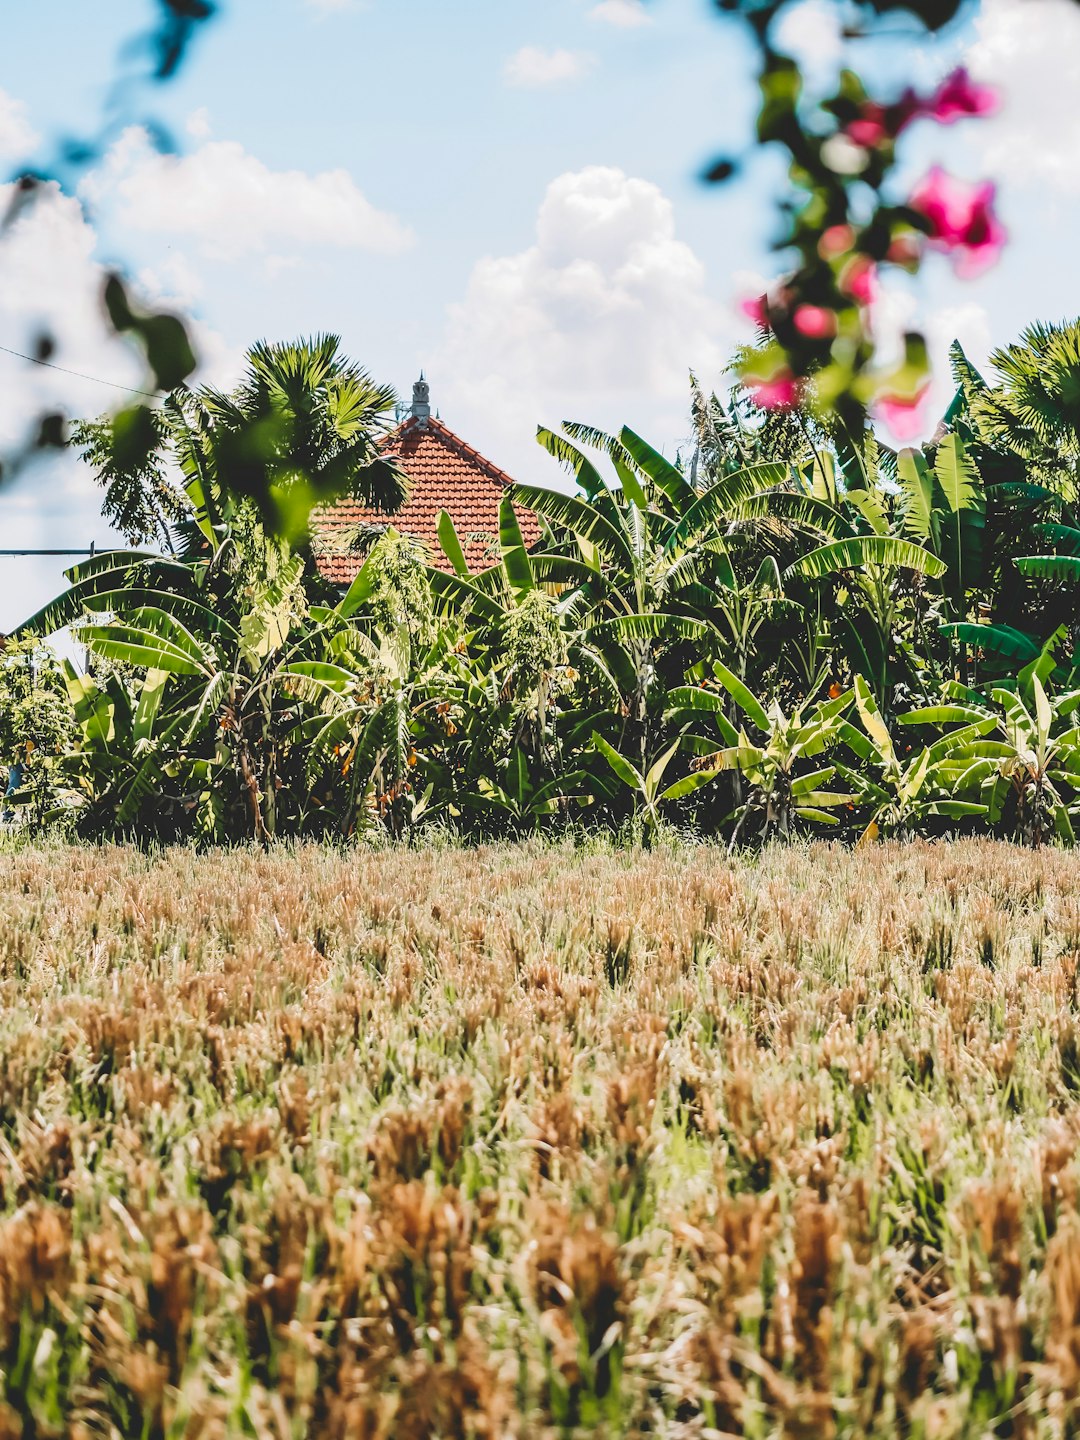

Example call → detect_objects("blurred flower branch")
705 0 1008 449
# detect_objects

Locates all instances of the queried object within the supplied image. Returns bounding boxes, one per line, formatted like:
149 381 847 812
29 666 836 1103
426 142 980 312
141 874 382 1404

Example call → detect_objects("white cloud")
589 0 652 28
437 166 729 479
504 47 596 89
80 126 413 261
136 251 206 310
968 0 1080 195
0 178 239 625
0 89 39 162
0 183 143 452
185 107 212 141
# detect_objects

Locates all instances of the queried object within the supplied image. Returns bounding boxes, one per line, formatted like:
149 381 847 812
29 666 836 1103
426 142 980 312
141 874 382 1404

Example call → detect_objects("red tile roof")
313 415 542 583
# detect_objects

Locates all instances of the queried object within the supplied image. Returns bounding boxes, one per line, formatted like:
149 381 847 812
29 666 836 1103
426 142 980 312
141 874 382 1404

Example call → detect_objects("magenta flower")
793 305 837 340
909 167 1006 276
740 293 770 329
847 107 890 149
927 68 998 125
843 69 997 154
746 369 801 410
840 254 878 307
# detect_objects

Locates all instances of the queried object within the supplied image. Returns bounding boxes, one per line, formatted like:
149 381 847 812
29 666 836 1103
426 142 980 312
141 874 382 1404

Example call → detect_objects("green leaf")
934 432 982 515
592 732 644 792
732 490 854 540
133 668 170 743
510 482 631 569
436 511 470 576
897 448 936 543
283 661 357 692
593 613 708 644
793 807 841 825
1034 523 1080 558
938 623 1040 664
787 536 947 581
660 769 720 801
708 662 770 732
790 766 836 797
336 545 382 619
81 624 207 675
1016 555 1080 584
645 734 684 800
535 426 608 499
853 675 893 761
897 704 992 726
669 464 788 550
499 494 533 598
618 426 695 512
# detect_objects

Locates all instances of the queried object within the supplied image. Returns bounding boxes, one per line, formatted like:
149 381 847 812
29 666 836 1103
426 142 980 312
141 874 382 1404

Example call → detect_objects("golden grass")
3 838 1080 1436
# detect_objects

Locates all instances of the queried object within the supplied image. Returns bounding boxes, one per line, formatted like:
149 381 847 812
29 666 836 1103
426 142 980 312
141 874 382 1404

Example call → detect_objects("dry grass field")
3 839 1080 1437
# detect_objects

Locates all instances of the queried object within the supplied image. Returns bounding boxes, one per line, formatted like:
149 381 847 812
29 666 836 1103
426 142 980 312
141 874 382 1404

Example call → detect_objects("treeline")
7 324 1080 847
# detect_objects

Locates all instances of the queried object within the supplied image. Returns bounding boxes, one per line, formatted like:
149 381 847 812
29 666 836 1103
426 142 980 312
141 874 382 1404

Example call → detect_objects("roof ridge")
382 414 516 491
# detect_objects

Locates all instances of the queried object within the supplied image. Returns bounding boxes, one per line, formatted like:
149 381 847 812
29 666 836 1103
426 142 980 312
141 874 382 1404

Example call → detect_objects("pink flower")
874 387 931 441
847 107 889 149
842 70 996 155
793 305 837 339
740 293 770 329
926 68 998 125
846 92 920 148
819 224 855 260
909 167 1006 276
840 254 878 306
746 369 801 410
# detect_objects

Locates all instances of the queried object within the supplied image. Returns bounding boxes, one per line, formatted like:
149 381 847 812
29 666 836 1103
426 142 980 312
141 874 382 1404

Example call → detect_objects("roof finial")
411 374 431 429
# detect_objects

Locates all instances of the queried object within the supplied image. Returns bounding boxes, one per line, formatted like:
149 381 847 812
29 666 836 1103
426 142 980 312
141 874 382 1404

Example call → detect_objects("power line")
0 344 163 400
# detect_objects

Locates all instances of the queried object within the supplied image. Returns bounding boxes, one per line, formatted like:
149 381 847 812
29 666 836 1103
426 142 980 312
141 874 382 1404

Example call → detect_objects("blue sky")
0 0 1078 627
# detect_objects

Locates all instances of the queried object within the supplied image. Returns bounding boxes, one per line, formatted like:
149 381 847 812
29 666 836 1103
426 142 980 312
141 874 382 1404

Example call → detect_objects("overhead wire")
0 343 163 400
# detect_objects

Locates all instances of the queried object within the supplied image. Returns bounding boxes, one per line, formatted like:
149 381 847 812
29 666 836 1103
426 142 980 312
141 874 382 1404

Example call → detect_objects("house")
314 377 542 585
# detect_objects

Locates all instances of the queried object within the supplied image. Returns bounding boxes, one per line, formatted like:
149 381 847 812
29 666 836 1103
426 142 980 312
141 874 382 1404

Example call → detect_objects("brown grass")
1 837 1080 1435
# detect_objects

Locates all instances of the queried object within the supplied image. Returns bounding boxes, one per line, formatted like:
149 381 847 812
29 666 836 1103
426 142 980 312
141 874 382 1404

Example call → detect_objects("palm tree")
72 334 407 552
960 321 1080 503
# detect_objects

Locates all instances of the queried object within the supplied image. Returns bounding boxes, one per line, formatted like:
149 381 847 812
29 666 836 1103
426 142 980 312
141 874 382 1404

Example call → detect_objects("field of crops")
3 839 1080 1436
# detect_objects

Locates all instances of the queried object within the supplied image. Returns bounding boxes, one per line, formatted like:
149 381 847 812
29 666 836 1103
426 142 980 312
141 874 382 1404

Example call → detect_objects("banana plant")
897 432 986 618
590 731 690 839
669 665 854 844
834 676 992 842
943 677 1080 847
58 664 189 834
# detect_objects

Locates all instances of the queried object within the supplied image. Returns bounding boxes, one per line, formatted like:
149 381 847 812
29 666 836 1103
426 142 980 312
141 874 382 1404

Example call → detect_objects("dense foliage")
11 325 1080 848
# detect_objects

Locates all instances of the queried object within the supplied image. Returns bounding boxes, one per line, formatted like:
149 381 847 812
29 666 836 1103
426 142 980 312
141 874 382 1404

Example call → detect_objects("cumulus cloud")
0 178 239 622
80 126 413 261
504 47 596 89
589 0 652 28
968 0 1080 195
437 166 729 479
0 88 39 162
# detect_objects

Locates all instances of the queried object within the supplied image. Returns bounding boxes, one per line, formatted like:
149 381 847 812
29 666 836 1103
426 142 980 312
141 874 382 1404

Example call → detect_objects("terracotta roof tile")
313 416 541 583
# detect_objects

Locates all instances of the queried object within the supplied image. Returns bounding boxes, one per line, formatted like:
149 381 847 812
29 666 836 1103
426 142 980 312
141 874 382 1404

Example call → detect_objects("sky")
1 0 1079 629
